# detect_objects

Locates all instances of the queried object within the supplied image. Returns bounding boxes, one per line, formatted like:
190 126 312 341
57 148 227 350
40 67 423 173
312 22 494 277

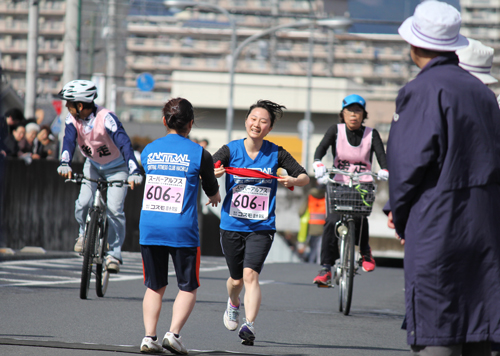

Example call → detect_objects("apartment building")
123 0 414 120
0 0 66 98
460 0 500 91
1 0 498 122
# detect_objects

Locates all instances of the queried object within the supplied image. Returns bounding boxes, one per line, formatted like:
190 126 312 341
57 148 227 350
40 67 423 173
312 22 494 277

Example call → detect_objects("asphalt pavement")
0 252 407 356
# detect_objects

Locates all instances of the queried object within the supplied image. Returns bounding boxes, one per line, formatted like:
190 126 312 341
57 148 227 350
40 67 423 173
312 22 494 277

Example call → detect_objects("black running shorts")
141 245 200 292
220 229 275 280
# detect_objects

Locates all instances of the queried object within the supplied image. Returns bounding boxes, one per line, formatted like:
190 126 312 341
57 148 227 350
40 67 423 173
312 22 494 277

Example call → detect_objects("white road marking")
0 256 229 288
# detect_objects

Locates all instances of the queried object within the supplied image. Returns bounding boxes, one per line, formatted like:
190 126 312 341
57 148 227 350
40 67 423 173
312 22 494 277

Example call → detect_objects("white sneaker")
223 298 240 331
74 234 84 253
105 255 120 273
238 319 256 346
162 332 188 355
140 336 163 353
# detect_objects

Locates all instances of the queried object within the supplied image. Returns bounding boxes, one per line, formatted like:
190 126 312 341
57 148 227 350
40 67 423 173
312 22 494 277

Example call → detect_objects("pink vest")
333 124 373 184
71 106 121 165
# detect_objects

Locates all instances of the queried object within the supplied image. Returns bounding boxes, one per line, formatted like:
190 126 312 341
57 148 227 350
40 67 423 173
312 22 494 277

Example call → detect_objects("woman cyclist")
213 99 309 346
312 94 388 285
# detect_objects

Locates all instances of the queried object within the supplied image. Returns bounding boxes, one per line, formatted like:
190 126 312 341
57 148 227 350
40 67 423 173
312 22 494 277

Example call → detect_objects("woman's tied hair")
162 98 194 134
246 100 286 127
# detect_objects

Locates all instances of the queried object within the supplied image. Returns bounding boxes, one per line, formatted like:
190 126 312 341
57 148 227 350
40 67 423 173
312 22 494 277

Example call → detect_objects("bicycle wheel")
341 219 356 315
338 234 345 313
80 210 98 300
96 218 109 298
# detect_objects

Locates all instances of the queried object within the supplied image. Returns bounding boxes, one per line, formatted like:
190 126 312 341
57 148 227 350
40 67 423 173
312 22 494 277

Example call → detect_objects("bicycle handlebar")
325 168 386 182
65 173 131 188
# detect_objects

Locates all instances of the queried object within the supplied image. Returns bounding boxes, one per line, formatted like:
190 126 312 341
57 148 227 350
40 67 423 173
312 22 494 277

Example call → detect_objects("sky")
349 0 461 34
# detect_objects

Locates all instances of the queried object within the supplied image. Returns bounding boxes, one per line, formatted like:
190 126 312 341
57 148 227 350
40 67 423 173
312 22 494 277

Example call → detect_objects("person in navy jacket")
387 2 500 355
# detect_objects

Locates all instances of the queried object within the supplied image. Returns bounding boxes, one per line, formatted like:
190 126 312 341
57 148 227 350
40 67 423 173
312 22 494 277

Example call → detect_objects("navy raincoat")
387 53 500 346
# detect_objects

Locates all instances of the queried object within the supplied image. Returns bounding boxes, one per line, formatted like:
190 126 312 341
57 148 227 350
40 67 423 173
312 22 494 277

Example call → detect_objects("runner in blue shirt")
139 98 220 354
213 100 309 346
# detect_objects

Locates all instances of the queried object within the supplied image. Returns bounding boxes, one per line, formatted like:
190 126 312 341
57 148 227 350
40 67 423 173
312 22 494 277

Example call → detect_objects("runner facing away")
139 98 221 354
213 99 310 346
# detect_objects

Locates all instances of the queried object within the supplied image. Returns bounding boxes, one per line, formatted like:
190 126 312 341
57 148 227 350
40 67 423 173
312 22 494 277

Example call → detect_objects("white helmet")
57 80 98 102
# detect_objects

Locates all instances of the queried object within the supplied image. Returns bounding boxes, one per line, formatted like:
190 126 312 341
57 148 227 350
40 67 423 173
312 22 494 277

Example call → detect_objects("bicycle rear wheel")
340 219 356 315
96 219 109 298
80 210 98 300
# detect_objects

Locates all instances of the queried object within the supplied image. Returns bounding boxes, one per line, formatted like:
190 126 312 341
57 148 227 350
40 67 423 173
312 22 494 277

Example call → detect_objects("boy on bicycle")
56 80 142 273
312 94 388 285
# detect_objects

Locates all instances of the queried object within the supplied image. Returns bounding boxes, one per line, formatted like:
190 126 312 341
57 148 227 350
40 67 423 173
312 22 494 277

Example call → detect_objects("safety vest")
308 195 326 225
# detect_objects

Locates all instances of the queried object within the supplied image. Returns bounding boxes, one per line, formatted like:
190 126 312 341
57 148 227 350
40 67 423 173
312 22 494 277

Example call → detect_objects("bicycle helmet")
57 80 98 103
342 94 366 109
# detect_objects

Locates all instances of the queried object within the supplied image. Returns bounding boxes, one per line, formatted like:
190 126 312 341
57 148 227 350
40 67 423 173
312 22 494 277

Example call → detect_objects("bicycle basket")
326 182 376 215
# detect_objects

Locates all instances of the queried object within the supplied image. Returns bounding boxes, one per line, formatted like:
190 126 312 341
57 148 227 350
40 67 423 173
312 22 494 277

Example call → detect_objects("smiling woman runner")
213 99 309 346
139 98 221 354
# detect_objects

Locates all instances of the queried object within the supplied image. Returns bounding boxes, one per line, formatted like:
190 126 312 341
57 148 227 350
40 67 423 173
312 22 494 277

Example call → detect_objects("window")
391 63 402 74
157 55 171 64
206 57 220 68
181 56 194 66
373 64 385 75
182 37 194 48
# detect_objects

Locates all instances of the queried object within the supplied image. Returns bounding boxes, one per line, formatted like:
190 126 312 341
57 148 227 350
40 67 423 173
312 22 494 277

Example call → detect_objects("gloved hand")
57 163 72 178
377 169 389 180
313 161 326 179
128 173 143 190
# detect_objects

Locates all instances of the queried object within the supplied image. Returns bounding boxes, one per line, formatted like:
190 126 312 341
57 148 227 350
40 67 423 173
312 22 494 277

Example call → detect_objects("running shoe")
140 336 163 353
162 332 188 355
105 255 120 273
313 267 332 286
238 319 256 346
74 234 84 253
361 249 376 272
223 298 240 331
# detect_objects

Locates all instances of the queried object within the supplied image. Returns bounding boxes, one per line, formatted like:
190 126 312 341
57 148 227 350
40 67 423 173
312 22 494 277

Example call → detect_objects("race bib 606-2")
142 174 186 214
229 184 270 220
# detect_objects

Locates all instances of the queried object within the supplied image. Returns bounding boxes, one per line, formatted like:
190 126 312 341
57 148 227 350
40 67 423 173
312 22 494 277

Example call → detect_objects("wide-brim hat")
398 0 468 52
456 38 498 84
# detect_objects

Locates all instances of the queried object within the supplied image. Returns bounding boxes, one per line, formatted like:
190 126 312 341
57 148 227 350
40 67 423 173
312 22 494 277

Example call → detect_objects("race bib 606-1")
229 184 270 220
142 174 186 214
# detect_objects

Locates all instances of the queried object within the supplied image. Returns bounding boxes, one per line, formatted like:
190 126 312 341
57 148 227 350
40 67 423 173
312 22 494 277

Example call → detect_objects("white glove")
377 169 389 180
128 173 143 185
57 163 72 175
313 161 326 179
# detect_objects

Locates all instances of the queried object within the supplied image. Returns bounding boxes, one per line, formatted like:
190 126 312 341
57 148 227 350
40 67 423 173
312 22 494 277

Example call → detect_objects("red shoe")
313 268 332 285
361 250 376 272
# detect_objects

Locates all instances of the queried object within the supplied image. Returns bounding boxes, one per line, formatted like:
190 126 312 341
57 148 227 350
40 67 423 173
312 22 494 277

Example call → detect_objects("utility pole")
62 0 79 89
302 0 315 170
24 0 39 119
106 0 117 112
59 0 80 151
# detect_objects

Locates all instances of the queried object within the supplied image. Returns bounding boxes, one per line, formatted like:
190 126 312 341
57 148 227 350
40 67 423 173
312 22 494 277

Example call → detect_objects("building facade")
0 0 498 125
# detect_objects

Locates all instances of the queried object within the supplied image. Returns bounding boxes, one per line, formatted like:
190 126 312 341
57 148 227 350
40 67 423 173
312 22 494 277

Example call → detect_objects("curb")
0 248 79 262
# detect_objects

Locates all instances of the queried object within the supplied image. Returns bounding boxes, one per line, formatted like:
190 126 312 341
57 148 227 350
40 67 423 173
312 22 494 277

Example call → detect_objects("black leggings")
320 213 369 266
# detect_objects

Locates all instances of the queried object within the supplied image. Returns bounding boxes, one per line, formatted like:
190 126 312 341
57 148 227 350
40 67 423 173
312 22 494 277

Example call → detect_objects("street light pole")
24 0 39 119
163 1 237 142
226 18 352 146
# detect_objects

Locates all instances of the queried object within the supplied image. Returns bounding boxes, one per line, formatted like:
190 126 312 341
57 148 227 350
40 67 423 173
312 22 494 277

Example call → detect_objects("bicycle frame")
325 167 384 315
65 173 129 299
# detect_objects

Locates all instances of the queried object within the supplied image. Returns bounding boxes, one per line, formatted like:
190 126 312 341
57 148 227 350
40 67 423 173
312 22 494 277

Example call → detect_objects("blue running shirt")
220 139 279 232
139 134 202 247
